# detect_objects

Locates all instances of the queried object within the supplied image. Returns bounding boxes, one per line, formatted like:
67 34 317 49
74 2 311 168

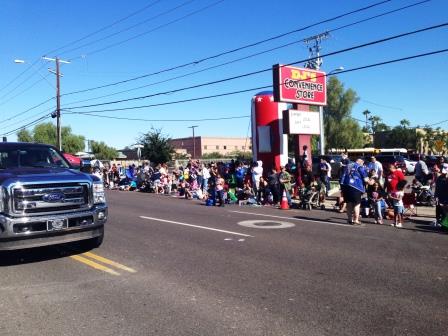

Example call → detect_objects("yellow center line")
70 255 120 276
82 252 137 273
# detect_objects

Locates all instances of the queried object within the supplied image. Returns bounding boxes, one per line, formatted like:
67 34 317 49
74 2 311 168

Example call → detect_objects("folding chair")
403 193 417 219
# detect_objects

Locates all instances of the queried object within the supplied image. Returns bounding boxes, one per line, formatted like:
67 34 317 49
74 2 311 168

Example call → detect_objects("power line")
0 97 54 124
67 0 225 61
63 113 250 122
61 0 399 97
0 73 52 108
0 1 163 101
46 0 164 56
0 107 55 131
2 113 51 136
63 22 448 110
5 48 447 136
0 60 48 101
0 59 41 95
63 48 448 115
360 99 403 111
60 0 196 57
428 119 448 127
0 0 217 124
63 0 430 108
0 0 425 127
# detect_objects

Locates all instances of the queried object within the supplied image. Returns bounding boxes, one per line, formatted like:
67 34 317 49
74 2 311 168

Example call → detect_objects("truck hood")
0 168 98 186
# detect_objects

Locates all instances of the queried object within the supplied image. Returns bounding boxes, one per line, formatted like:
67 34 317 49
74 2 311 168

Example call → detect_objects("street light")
43 56 70 151
188 126 198 159
17 57 70 151
133 144 144 165
319 66 344 155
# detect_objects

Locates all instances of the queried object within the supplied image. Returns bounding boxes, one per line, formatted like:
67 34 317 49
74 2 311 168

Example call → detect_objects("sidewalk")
323 196 435 218
322 188 436 224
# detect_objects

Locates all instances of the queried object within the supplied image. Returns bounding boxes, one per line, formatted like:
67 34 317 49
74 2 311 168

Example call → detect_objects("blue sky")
0 0 447 150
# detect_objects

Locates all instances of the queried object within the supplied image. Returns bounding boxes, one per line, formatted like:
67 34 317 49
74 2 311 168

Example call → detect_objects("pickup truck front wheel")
84 227 104 249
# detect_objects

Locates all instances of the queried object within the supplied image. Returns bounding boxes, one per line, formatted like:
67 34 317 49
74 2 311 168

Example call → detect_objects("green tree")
16 122 85 153
384 121 418 149
137 128 175 164
369 115 391 133
324 77 364 149
17 128 33 142
227 150 252 160
91 141 118 160
202 152 224 159
33 123 57 145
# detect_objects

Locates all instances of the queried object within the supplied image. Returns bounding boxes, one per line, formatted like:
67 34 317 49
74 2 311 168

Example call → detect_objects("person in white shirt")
368 156 384 186
415 155 430 185
251 160 263 202
201 164 211 192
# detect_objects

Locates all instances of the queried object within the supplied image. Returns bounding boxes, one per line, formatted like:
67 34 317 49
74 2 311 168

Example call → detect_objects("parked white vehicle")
404 159 417 174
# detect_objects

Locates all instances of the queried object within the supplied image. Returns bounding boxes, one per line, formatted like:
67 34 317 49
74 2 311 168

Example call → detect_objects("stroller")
299 182 325 210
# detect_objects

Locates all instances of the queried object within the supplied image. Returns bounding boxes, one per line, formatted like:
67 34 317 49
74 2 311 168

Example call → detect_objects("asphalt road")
1 191 447 336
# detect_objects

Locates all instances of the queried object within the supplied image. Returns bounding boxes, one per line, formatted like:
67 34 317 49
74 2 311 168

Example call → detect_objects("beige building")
170 136 251 158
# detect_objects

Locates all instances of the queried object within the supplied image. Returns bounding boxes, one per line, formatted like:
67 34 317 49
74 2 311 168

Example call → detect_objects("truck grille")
12 183 90 214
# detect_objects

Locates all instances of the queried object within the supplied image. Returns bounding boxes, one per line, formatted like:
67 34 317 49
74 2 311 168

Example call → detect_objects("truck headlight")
93 182 106 204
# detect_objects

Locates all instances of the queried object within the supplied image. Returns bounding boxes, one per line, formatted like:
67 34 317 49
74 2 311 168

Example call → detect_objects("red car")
62 152 82 169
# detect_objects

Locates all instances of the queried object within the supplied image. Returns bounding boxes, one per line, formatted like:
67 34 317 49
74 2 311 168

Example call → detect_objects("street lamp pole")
55 58 61 151
43 56 70 151
188 125 198 159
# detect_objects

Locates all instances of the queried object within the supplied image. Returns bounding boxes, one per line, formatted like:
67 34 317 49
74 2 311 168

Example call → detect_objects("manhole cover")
238 220 295 229
254 222 282 227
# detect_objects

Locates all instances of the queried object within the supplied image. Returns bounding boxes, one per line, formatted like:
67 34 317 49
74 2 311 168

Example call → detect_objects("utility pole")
188 125 198 159
43 56 70 151
304 32 330 156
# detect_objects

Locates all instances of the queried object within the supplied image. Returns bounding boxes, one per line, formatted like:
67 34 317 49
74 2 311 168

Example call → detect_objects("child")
215 174 225 207
368 182 384 224
389 180 407 228
334 195 346 213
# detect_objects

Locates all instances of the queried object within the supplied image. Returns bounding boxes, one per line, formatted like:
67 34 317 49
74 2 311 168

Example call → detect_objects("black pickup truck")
0 142 107 250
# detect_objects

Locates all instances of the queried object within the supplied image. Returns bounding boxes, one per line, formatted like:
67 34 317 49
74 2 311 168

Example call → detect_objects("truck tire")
84 227 104 249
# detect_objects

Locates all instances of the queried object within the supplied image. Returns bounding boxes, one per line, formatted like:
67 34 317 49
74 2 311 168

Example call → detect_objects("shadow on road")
292 215 352 225
0 242 93 267
400 224 448 235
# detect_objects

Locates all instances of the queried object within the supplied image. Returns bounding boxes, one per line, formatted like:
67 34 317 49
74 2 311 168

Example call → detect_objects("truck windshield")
0 147 70 169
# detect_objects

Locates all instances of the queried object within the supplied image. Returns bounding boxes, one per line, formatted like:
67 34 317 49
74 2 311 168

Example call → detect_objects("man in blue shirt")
340 158 369 225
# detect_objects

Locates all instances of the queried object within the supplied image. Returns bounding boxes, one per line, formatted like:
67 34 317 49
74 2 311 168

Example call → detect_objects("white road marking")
230 211 361 228
139 216 253 237
238 219 295 229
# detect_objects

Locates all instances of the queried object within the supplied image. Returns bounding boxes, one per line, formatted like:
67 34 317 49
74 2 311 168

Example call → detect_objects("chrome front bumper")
0 205 107 250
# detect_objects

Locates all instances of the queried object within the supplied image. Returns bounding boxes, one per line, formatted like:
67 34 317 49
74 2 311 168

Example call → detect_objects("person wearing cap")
434 163 448 227
339 158 369 225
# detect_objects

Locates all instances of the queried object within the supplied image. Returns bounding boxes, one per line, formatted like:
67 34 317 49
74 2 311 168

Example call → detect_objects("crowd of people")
338 154 448 228
93 159 326 209
91 153 448 229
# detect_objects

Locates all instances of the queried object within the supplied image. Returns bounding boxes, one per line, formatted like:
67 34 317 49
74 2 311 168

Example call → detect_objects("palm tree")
399 119 411 128
362 109 372 132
